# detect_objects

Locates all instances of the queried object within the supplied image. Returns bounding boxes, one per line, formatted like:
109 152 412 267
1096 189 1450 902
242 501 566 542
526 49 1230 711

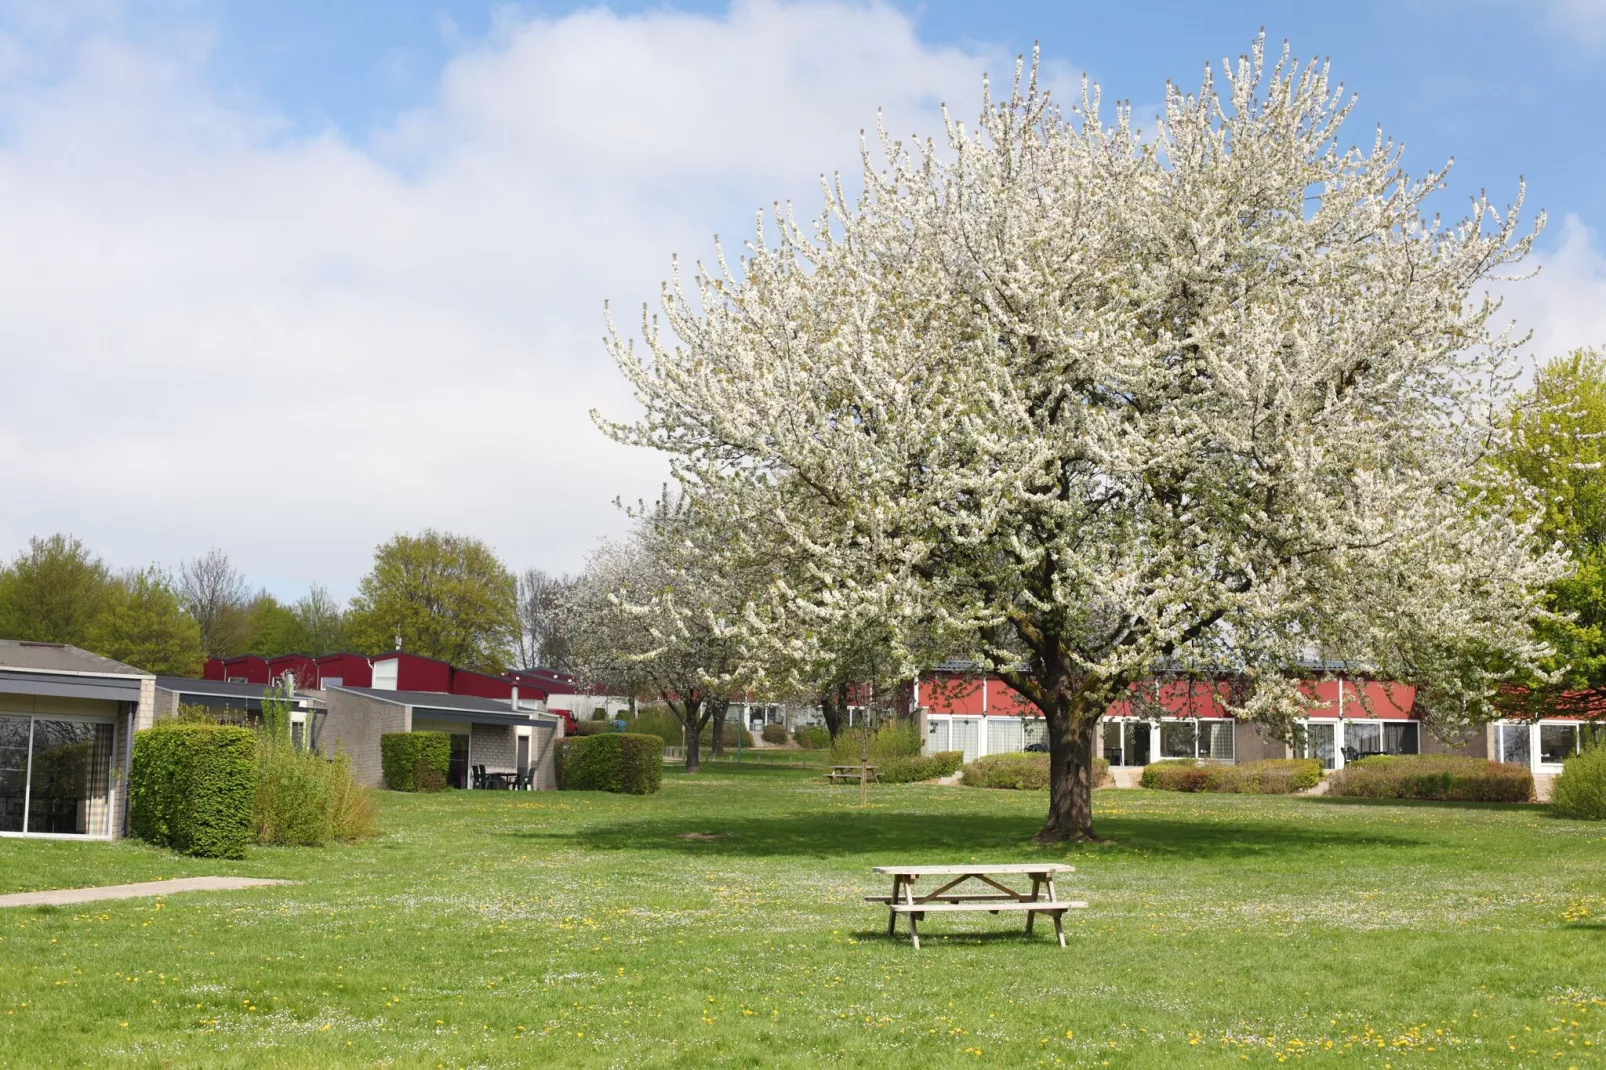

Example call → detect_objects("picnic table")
827 765 877 784
867 863 1084 949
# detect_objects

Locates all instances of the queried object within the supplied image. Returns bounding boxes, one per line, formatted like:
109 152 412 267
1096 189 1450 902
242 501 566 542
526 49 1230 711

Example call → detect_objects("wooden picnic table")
867 863 1085 949
827 764 878 784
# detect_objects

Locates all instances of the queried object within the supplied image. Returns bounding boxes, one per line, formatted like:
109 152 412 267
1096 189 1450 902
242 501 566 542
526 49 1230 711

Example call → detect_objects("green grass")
2 768 1604 1067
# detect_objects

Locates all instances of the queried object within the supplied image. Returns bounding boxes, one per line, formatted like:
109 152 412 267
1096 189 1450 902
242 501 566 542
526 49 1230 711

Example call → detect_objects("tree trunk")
1034 705 1100 844
710 699 728 757
679 695 706 773
821 683 847 740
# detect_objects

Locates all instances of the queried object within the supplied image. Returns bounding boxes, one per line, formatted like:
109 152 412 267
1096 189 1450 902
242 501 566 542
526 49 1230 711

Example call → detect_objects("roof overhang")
0 669 144 704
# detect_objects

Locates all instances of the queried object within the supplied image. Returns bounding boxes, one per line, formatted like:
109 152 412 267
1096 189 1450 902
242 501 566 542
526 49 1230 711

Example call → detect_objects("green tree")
294 586 346 654
345 531 518 673
85 568 205 676
0 534 116 645
242 593 306 657
1497 349 1606 695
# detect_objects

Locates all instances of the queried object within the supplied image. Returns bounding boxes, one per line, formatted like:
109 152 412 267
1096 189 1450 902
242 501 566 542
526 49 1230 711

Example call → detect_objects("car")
1024 742 1049 753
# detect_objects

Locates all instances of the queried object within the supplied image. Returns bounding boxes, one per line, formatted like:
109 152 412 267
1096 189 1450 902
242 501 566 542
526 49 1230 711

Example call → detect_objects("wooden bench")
869 863 1083 949
827 765 877 784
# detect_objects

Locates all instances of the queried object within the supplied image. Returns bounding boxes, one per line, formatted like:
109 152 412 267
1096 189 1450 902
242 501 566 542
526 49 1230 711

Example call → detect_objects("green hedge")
1140 758 1322 794
380 732 450 792
629 710 685 746
1328 754 1533 803
129 722 257 859
829 721 922 766
958 753 1113 790
878 750 965 784
700 722 753 750
760 723 788 744
793 725 831 749
1551 744 1606 820
558 733 663 794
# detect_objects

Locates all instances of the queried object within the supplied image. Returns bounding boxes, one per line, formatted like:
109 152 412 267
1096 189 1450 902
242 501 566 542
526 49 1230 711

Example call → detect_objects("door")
448 733 469 790
516 734 530 774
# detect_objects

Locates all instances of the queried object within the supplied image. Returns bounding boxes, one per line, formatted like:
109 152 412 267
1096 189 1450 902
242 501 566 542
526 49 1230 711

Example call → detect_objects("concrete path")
0 877 292 909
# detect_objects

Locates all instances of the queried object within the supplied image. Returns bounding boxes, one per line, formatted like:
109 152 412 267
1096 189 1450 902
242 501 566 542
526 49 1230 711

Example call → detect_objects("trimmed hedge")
700 722 754 750
1551 744 1606 820
629 710 685 746
129 722 257 859
1140 758 1321 794
959 753 1113 790
793 725 831 749
380 732 450 792
830 721 922 767
1328 754 1533 803
878 750 965 784
558 733 663 794
760 723 789 745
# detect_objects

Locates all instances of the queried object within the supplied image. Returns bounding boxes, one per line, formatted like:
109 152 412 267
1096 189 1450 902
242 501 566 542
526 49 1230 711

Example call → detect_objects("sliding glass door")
0 714 115 837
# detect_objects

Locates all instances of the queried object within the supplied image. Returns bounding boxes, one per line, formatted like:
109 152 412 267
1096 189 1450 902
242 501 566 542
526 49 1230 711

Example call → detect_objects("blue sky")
2 0 1604 600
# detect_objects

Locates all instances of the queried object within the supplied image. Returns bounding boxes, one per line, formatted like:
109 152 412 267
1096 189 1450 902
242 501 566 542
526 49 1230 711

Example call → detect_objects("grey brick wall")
1422 724 1489 758
1234 720 1291 763
470 723 516 775
320 690 410 787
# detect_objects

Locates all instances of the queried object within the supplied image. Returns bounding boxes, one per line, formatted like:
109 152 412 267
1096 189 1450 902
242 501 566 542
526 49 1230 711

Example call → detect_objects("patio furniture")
513 768 534 790
482 770 515 790
471 764 486 790
866 863 1084 949
828 765 878 784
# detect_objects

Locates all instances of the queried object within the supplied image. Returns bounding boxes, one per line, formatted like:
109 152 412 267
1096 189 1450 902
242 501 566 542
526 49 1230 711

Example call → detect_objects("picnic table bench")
827 764 878 784
867 863 1084 949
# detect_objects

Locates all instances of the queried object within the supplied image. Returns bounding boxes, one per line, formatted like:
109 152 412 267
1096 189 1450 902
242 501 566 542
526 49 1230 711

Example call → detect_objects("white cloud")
0 0 1003 597
1496 215 1606 368
1544 0 1606 41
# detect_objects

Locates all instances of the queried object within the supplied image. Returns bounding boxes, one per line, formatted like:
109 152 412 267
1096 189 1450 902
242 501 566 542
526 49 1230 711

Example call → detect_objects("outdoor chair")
515 768 534 790
471 764 486 790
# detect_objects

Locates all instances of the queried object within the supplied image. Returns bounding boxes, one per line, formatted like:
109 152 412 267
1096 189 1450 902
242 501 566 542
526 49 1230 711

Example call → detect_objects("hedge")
1551 744 1606 820
701 722 754 750
380 732 451 792
760 723 789 744
558 733 663 794
1141 758 1322 794
629 709 685 746
129 722 258 859
793 725 831 749
878 750 965 784
1327 754 1533 803
959 753 1113 790
830 721 922 767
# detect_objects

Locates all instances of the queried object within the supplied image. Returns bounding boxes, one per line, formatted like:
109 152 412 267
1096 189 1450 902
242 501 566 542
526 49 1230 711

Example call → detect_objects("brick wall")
321 690 410 787
1234 721 1291 762
470 722 516 775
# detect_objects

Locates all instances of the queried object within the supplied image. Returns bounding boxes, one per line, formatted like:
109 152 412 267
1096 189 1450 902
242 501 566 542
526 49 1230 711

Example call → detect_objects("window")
1382 722 1419 755
927 718 951 754
1159 721 1197 759
0 715 114 837
987 718 1024 755
950 718 980 763
1022 720 1047 748
1348 722 1382 756
1122 721 1150 766
1200 720 1236 761
1300 722 1337 770
1538 723 1580 765
1495 723 1530 765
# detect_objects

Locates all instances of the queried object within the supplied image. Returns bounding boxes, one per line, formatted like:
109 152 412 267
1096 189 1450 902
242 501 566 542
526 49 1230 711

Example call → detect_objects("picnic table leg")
1025 876 1041 935
886 877 902 937
908 910 921 950
1052 911 1066 949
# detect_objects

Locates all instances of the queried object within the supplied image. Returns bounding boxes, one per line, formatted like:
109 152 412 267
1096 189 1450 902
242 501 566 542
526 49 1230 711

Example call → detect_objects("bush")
1551 743 1606 820
590 708 609 721
380 732 450 792
760 723 789 745
414 758 447 793
572 719 617 736
129 722 257 859
959 752 1114 790
830 720 922 766
1328 754 1533 803
254 741 376 846
559 733 663 794
700 721 753 750
631 709 685 746
1141 758 1321 794
793 725 831 749
878 750 965 784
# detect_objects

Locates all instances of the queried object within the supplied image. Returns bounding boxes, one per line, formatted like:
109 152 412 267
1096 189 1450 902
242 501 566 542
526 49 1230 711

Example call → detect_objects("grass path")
1 767 1603 1067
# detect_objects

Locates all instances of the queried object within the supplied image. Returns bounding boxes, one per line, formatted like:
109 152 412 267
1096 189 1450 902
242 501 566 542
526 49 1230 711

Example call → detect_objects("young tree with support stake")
601 36 1566 842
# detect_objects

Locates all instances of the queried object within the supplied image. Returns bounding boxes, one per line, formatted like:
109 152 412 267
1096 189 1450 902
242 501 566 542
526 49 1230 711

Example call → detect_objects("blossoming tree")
601 38 1565 840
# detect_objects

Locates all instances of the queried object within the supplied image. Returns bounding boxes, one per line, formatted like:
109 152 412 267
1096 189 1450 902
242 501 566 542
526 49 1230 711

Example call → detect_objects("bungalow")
0 640 155 840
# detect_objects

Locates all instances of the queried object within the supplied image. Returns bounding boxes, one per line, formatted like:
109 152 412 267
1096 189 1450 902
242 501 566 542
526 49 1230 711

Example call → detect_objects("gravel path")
0 877 292 908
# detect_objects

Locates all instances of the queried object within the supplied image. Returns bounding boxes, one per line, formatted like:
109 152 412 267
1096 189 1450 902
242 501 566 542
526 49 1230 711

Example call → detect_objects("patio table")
866 863 1084 949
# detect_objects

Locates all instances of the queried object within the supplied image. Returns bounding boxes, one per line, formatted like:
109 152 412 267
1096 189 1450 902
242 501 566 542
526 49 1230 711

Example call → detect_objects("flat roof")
156 677 323 706
329 686 556 725
0 639 150 678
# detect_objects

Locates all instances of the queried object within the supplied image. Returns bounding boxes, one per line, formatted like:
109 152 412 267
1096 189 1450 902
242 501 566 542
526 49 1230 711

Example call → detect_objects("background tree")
85 568 204 675
1495 349 1606 704
604 39 1563 841
239 592 306 657
0 534 116 645
294 586 346 654
516 567 575 670
179 547 248 657
345 530 518 673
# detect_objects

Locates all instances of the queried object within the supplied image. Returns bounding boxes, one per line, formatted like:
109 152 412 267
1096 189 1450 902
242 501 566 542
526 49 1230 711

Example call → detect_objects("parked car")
1024 742 1049 753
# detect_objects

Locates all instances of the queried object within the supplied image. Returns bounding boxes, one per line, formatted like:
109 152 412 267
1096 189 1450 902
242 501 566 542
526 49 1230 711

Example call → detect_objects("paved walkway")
0 877 292 909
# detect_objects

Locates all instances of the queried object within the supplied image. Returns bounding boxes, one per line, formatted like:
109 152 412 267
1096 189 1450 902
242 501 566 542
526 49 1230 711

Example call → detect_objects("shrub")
129 722 257 859
590 708 609 721
631 709 685 746
830 720 922 767
413 758 447 793
380 732 450 792
760 723 788 745
254 741 377 846
793 725 831 749
572 719 617 737
700 721 753 750
959 753 1114 790
1141 758 1320 794
559 733 663 794
878 750 965 784
1551 743 1606 820
1328 754 1533 803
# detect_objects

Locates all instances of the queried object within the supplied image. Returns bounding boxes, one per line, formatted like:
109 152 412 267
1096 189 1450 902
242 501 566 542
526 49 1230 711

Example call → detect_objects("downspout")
121 700 135 837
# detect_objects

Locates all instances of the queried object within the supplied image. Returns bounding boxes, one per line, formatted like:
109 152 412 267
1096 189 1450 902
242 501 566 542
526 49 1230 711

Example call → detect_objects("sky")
2 0 1605 603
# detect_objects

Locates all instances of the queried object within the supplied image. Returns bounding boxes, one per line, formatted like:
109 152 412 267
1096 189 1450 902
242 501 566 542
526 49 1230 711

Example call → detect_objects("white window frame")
0 710 119 840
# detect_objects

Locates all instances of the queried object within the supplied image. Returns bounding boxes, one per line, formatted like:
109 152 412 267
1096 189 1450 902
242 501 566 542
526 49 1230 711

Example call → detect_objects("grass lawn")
1 768 1604 1068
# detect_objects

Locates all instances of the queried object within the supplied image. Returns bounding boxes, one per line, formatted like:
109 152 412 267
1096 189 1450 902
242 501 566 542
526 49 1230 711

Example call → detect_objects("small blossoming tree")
601 38 1565 841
